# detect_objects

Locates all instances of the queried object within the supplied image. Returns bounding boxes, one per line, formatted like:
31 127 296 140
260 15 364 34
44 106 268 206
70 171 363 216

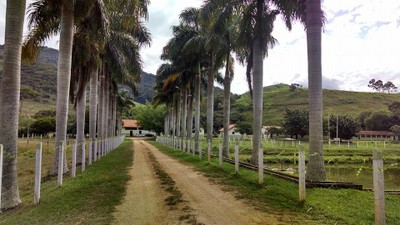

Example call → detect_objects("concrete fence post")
34 143 42 205
258 147 264 184
207 139 211 164
58 141 64 187
0 144 3 211
219 142 223 167
71 143 77 178
235 140 239 174
88 139 92 166
298 145 306 202
94 139 98 162
373 149 386 225
82 140 86 172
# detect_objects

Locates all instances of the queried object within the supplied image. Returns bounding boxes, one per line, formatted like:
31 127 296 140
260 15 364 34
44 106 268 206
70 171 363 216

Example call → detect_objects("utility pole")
336 114 339 139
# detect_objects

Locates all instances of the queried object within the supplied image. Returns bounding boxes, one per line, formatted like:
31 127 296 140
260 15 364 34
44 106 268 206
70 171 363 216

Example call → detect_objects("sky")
1 0 399 94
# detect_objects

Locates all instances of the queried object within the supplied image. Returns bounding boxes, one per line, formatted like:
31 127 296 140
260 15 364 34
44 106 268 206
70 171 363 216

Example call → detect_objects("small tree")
365 111 392 131
390 125 400 141
382 81 397 93
235 121 253 135
289 83 302 92
31 117 56 135
368 79 384 92
327 115 358 140
133 103 166 134
282 109 309 139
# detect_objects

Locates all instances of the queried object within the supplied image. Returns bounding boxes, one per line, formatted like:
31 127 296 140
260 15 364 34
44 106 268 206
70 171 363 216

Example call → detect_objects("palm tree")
203 1 302 183
305 0 326 181
23 0 84 174
0 0 26 210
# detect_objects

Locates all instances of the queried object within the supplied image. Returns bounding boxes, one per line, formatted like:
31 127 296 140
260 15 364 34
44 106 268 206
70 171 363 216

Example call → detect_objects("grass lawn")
0 139 133 225
149 141 400 225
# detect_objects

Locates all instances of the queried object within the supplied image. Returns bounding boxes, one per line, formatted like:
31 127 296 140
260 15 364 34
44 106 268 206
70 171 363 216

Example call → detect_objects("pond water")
266 163 400 190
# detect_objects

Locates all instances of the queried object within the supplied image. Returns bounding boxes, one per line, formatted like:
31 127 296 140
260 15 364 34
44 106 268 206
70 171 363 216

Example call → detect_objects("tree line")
0 0 149 210
151 0 327 183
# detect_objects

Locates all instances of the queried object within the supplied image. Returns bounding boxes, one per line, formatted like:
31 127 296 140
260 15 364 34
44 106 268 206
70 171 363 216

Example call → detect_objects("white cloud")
1 0 399 95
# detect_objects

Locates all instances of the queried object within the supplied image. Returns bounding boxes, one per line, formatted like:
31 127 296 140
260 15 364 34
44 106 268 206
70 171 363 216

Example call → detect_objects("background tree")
289 83 302 91
365 111 392 131
282 108 308 139
327 115 357 140
368 79 384 92
390 125 400 141
358 111 372 130
132 102 166 135
31 117 56 135
382 81 397 93
235 121 253 135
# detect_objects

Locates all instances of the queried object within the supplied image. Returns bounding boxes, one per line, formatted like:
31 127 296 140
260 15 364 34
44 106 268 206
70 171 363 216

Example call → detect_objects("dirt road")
112 140 178 225
113 139 309 225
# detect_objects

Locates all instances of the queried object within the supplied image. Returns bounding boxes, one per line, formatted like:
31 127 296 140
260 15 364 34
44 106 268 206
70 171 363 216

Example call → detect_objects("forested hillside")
0 45 156 104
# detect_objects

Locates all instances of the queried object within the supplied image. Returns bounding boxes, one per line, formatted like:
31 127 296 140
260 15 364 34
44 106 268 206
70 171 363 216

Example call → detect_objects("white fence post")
94 139 98 162
219 142 222 167
57 141 64 187
72 143 76 178
82 140 86 172
88 139 92 166
34 143 42 205
298 145 306 202
258 147 264 184
373 149 386 225
235 140 239 174
0 144 3 211
207 139 211 164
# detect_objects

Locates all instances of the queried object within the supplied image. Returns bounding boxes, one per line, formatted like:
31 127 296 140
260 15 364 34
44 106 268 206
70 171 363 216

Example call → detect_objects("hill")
0 45 157 106
229 83 400 126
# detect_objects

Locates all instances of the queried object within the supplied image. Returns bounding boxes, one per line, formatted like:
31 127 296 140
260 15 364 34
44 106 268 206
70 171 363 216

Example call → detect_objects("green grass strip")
0 139 133 225
149 141 400 225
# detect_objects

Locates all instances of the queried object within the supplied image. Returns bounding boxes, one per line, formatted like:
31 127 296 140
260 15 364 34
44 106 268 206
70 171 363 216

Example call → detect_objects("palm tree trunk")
207 52 215 141
306 0 326 181
97 72 104 155
222 54 231 158
112 94 117 138
182 89 188 151
75 83 87 164
177 91 182 149
250 0 264 169
0 0 26 209
194 63 201 157
89 68 98 158
187 88 193 150
51 5 74 175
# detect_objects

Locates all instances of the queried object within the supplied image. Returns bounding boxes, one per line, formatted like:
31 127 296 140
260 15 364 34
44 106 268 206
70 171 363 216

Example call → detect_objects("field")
232 84 400 125
1 139 132 224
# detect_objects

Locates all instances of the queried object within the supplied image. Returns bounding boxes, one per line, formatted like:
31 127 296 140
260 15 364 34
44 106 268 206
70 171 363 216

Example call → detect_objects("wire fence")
0 135 125 215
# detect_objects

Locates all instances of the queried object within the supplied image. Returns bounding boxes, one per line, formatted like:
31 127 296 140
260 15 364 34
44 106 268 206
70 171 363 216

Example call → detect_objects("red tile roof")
122 119 140 129
219 124 236 132
356 131 393 136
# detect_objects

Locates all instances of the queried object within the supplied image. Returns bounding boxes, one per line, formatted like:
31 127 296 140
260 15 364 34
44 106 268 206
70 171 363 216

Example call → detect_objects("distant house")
122 119 156 137
219 124 241 137
192 128 205 139
262 126 282 138
356 130 393 139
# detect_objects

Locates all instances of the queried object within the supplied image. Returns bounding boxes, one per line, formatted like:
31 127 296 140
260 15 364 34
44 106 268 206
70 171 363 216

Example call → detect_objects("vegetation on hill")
216 83 400 128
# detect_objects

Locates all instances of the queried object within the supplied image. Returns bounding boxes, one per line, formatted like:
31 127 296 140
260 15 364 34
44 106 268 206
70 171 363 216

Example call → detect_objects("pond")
266 163 400 190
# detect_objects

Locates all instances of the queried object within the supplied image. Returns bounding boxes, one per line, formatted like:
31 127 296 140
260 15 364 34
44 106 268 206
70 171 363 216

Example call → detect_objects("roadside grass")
0 139 133 225
149 141 400 225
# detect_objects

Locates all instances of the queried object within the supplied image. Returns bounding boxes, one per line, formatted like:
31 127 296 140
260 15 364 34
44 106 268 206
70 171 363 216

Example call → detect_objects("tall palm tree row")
0 0 27 210
23 0 151 172
305 0 326 181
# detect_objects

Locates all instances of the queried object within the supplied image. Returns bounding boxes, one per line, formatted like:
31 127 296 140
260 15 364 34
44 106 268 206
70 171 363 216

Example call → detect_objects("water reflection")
266 163 400 190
